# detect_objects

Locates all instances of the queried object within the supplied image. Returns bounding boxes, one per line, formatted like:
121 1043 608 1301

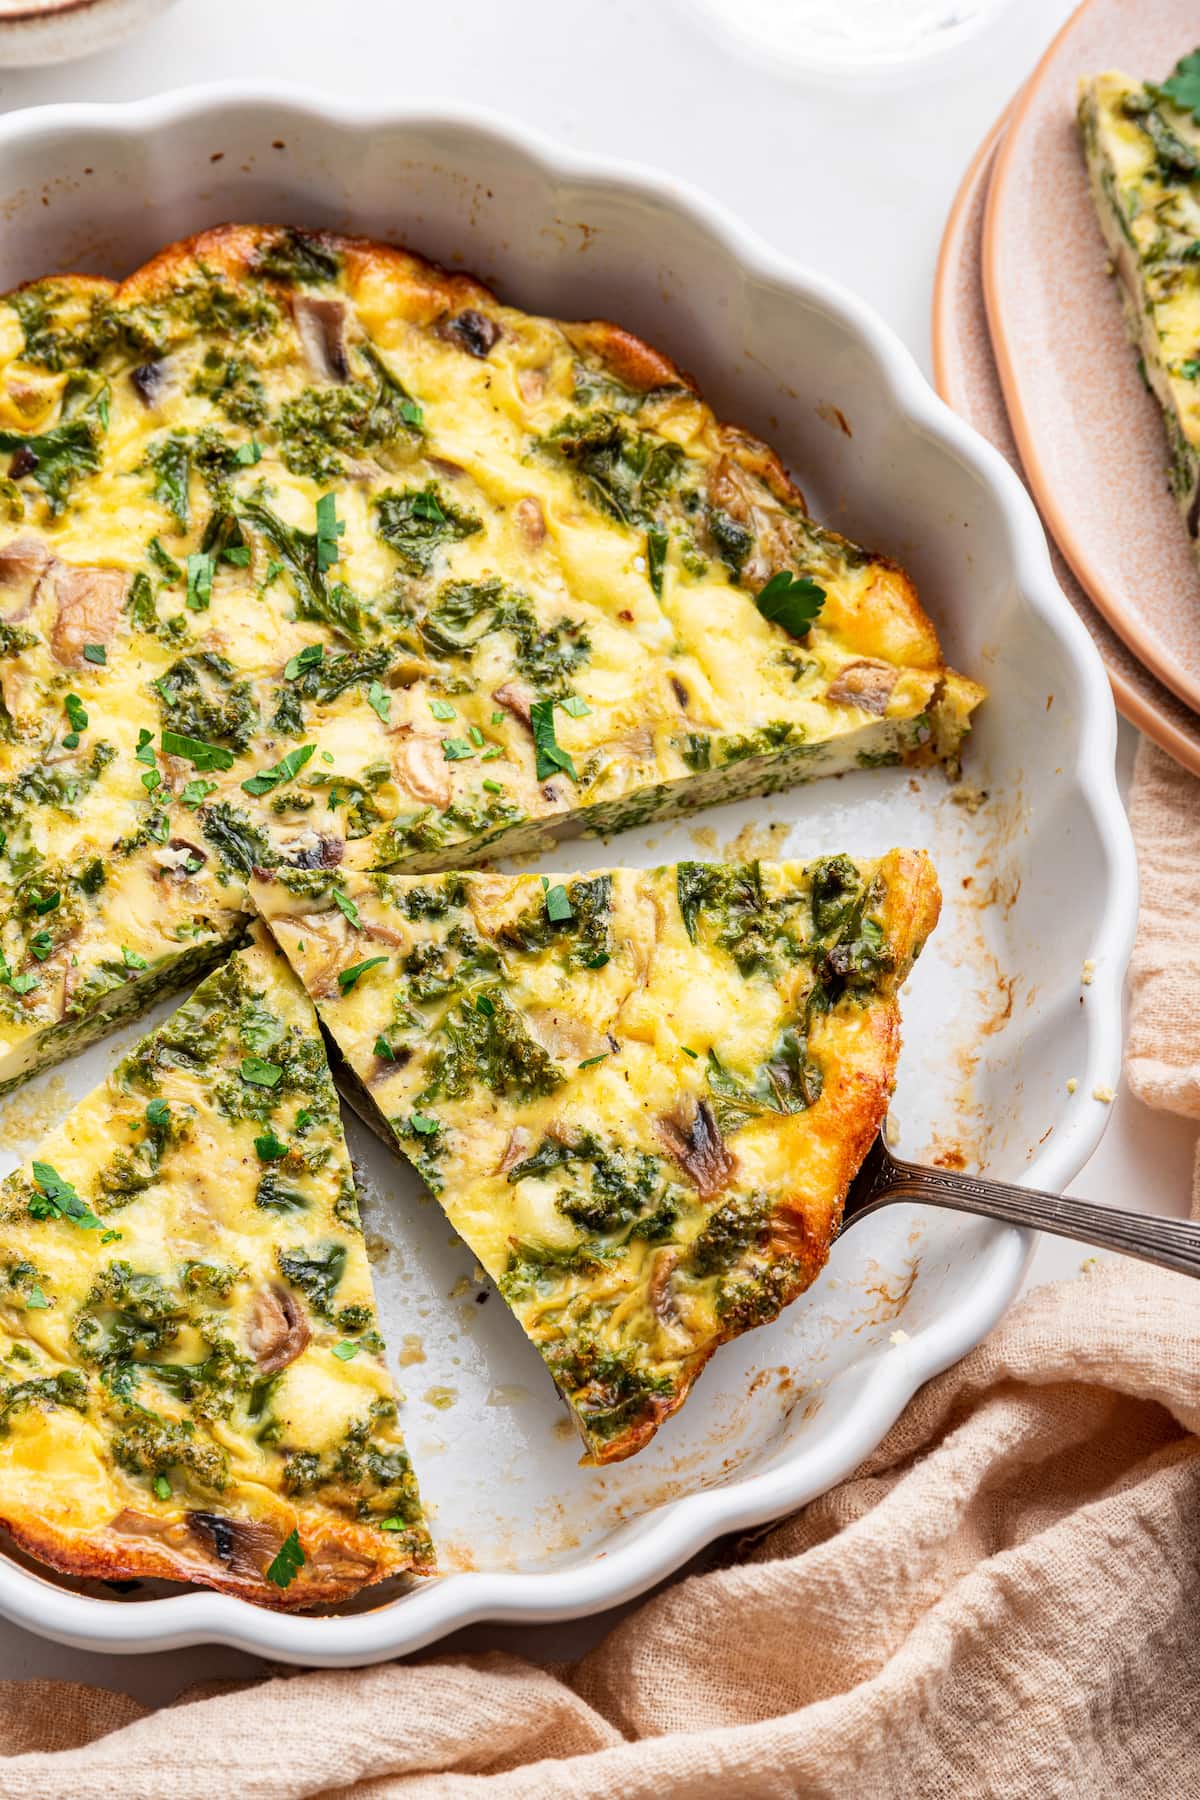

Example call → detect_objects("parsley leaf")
26 1284 49 1309
255 1126 288 1161
65 693 87 733
240 742 315 797
338 956 388 992
428 698 455 721
29 1161 102 1230
241 1056 283 1089
266 1528 305 1589
646 526 668 598
544 882 573 923
315 491 345 573
333 887 361 928
83 643 107 666
410 1112 439 1136
367 679 391 724
753 570 826 638
1158 49 1200 123
161 729 235 773
186 551 214 612
331 1341 360 1362
529 697 578 783
441 736 474 761
374 1035 394 1060
121 946 148 970
284 643 324 680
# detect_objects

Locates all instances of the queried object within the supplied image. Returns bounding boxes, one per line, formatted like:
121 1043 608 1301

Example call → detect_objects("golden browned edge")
0 1506 433 1612
8 223 960 686
587 850 942 1465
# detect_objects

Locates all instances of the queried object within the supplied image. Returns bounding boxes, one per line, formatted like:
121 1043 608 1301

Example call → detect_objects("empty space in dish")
0 94 1127 1646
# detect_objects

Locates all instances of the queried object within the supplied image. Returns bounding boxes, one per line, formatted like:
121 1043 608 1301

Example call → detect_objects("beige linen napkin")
1 741 1197 1800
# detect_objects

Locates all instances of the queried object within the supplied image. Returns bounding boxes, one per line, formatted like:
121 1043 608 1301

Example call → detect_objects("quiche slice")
0 922 432 1609
1079 57 1200 545
250 852 939 1462
0 222 982 1094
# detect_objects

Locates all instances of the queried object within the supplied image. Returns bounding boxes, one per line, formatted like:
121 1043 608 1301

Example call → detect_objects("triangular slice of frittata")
250 853 939 1463
0 923 432 1608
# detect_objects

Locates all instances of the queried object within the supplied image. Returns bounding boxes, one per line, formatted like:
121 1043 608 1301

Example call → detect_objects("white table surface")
0 0 1194 1707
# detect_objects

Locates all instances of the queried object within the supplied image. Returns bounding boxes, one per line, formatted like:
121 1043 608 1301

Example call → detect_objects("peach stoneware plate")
935 108 1200 777
984 0 1200 718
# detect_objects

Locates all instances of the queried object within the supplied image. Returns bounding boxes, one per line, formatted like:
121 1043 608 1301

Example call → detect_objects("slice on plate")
250 852 939 1462
1079 56 1200 546
0 223 982 1094
0 922 432 1609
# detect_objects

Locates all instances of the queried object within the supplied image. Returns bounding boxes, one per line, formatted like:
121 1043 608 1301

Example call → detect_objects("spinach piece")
529 697 578 783
374 482 481 577
276 1242 347 1317
241 495 372 643
545 410 683 527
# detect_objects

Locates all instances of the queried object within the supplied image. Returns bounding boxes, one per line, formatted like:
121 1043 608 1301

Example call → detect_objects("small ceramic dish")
984 0 1200 717
0 0 176 68
0 84 1134 1667
936 108 1200 777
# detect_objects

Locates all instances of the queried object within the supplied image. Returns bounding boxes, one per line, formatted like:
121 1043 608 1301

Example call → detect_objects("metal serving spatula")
842 1131 1200 1278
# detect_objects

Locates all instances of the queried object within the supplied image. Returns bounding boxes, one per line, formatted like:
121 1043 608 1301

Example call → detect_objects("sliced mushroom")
130 361 167 407
49 563 126 667
496 1126 531 1176
525 1006 613 1066
491 681 535 731
245 1284 311 1376
706 454 798 588
517 368 546 405
0 535 51 621
656 1098 736 1199
513 497 546 548
187 1511 284 1580
439 309 501 359
294 294 351 383
278 828 344 870
825 660 899 716
648 1248 681 1327
109 1508 186 1541
283 907 360 996
392 733 451 810
153 838 207 880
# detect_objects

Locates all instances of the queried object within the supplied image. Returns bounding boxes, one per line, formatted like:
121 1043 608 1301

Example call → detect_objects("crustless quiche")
0 922 431 1608
250 851 940 1462
0 224 982 1095
1079 53 1200 549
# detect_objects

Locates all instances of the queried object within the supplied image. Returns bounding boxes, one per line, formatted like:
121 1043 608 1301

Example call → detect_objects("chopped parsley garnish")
255 1126 288 1161
560 695 591 717
331 1341 360 1362
121 946 148 970
442 736 474 761
146 1098 171 1127
266 1528 305 1589
10 973 38 994
83 643 107 665
1158 49 1200 123
410 1112 439 1136
29 1161 102 1230
333 887 361 928
153 1474 172 1501
374 1035 394 1060
578 1052 609 1069
240 741 315 796
161 729 235 773
148 536 182 581
753 570 826 638
26 1284 49 1310
284 643 324 680
529 697 578 783
241 1056 283 1088
474 994 495 1016
28 932 52 962
234 438 262 467
186 551 214 611
429 698 455 721
482 777 503 794
544 882 573 923
338 956 388 992
64 693 87 733
181 777 218 807
680 1044 698 1058
28 889 60 916
315 491 345 573
367 679 391 724
646 526 668 598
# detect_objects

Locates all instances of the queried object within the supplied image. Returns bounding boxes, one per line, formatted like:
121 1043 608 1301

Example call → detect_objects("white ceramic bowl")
0 0 176 68
0 85 1136 1667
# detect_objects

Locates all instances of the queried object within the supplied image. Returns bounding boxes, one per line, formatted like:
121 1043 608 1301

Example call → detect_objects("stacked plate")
934 0 1200 774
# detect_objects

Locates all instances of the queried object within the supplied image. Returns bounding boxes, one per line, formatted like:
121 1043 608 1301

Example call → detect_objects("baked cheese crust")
0 922 431 1608
1079 67 1200 546
250 852 939 1462
0 224 981 1094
